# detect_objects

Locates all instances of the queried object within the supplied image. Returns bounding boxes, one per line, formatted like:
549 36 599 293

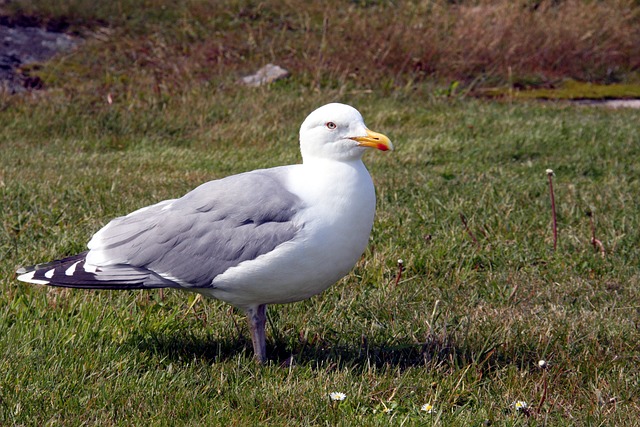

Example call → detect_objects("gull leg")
246 304 267 363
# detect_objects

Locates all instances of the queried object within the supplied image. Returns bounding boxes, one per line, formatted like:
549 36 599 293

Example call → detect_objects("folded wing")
17 169 303 289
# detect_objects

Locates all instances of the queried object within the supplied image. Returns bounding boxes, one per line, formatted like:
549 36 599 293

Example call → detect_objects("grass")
1 0 640 425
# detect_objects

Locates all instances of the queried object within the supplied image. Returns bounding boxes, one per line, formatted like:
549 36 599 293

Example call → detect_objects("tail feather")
16 252 177 290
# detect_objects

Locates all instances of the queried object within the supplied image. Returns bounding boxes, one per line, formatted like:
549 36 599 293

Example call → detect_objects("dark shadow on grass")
273 334 508 374
128 328 508 373
129 329 253 364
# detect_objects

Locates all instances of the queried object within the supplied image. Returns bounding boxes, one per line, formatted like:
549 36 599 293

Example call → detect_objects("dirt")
0 21 81 92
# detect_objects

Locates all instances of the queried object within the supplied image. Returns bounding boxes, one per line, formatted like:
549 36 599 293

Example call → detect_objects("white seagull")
16 103 393 363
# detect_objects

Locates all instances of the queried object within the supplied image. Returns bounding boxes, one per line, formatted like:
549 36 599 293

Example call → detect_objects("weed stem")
460 213 480 248
587 210 605 257
393 259 404 287
546 169 557 251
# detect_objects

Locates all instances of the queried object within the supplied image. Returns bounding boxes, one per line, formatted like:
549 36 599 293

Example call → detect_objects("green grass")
2 1 640 425
3 88 639 426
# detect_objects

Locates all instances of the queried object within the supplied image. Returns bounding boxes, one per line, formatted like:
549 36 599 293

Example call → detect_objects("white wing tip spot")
65 261 81 276
17 271 50 285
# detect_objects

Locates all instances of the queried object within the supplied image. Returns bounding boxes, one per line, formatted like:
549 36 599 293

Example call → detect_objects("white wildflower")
329 392 347 402
421 403 435 413
512 400 529 412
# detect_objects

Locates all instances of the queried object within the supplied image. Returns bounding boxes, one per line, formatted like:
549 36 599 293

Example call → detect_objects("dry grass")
4 0 639 95
272 0 640 87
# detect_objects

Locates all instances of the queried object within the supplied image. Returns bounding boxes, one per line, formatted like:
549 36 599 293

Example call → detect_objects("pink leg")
246 304 267 363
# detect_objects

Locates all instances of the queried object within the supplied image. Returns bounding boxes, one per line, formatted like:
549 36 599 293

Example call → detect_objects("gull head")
299 103 392 162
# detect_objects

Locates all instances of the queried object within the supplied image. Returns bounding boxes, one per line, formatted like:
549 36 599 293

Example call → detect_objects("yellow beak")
351 129 393 152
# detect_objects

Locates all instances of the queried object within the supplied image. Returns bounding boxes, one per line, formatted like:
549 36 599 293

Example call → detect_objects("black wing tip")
16 253 180 290
16 252 89 275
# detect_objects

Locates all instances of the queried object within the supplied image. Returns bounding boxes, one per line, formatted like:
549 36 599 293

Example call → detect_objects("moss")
480 79 640 100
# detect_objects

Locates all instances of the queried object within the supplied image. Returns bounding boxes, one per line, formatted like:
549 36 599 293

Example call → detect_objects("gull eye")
326 122 337 130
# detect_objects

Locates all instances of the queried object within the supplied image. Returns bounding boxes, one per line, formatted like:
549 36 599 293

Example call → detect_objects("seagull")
16 103 393 363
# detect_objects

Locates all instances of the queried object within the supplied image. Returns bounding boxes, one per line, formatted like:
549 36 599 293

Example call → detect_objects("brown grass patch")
4 0 639 92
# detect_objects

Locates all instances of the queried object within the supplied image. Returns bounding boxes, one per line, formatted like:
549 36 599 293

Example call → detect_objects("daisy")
421 403 435 413
512 400 528 411
329 392 347 402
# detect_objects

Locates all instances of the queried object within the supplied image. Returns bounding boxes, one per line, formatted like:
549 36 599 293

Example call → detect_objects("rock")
240 63 290 87
0 23 81 93
574 99 640 109
597 99 640 109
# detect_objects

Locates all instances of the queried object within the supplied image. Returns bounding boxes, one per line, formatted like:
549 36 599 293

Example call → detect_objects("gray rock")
573 99 640 109
0 24 81 93
240 63 290 87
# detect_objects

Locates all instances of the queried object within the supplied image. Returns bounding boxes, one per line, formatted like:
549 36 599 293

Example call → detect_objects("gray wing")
84 167 303 288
